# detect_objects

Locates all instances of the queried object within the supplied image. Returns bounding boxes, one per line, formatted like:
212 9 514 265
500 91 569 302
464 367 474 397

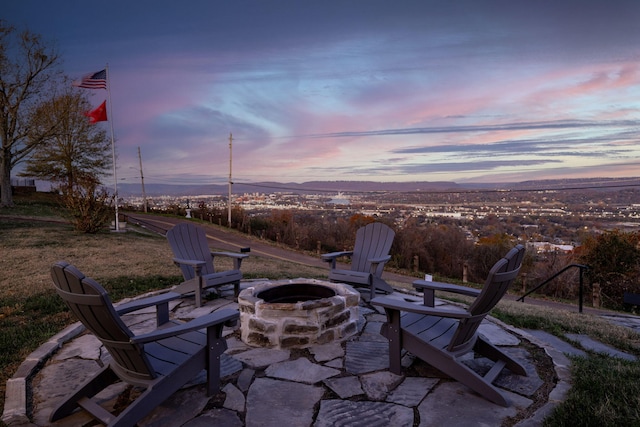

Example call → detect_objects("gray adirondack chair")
49 261 238 426
166 222 248 307
322 222 395 299
371 244 526 407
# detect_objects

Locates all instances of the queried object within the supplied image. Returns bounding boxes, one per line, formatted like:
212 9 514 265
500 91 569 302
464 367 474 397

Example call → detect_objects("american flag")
73 69 107 90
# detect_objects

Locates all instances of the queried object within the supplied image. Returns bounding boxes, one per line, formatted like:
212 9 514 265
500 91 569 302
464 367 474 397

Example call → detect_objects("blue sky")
5 1 640 186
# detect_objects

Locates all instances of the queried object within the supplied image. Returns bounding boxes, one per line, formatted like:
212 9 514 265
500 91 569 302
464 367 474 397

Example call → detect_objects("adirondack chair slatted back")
167 223 215 280
351 222 395 277
447 245 525 353
51 262 156 381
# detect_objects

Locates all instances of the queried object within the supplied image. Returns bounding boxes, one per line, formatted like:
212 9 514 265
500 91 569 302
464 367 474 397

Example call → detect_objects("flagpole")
105 64 119 231
228 132 233 227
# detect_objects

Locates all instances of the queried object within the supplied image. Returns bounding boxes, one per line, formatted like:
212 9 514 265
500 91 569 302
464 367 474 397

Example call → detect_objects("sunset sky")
5 1 640 188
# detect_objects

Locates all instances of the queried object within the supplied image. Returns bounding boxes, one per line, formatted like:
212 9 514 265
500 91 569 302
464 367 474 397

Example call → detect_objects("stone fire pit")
238 278 360 349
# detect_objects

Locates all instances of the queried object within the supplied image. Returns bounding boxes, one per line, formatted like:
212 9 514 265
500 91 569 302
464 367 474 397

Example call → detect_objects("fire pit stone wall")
238 278 360 349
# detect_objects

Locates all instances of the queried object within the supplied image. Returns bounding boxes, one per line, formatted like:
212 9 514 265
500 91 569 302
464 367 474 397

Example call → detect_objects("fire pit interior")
238 278 360 349
257 283 336 303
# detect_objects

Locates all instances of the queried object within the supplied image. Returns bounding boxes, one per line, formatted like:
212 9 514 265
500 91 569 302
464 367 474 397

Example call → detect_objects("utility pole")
228 133 233 227
137 146 148 213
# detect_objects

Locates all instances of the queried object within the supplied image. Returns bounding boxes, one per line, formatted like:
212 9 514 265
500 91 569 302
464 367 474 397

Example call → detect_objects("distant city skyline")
5 1 640 186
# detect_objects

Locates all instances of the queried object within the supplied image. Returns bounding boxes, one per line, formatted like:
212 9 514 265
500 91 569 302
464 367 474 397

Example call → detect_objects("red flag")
85 100 107 124
73 69 107 90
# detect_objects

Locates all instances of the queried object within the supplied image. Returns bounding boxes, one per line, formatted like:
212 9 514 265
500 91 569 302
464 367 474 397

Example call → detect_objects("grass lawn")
2 194 640 426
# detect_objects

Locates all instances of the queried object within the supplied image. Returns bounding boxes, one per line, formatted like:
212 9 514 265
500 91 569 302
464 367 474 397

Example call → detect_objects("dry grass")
0 219 328 298
1 222 175 298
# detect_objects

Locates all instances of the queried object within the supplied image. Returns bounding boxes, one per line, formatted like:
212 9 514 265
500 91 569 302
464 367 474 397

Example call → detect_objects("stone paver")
245 378 323 427
524 329 587 357
265 357 340 384
9 287 638 427
344 340 389 374
386 377 439 406
315 400 414 427
309 342 344 362
323 376 363 399
222 383 246 412
360 371 403 400
417 382 532 427
565 333 637 361
231 347 290 369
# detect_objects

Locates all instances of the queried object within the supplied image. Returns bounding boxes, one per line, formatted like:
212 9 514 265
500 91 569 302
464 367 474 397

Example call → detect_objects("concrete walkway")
3 282 638 427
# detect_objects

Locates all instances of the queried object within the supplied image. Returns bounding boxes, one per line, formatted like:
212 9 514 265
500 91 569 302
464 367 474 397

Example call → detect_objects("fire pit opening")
238 279 360 349
257 283 336 304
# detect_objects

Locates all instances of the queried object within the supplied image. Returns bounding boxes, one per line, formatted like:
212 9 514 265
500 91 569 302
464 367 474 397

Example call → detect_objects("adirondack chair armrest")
173 258 206 275
116 292 182 326
412 280 481 306
132 308 240 344
368 255 391 264
321 251 354 269
371 296 470 319
368 254 391 272
413 280 481 297
211 251 249 269
115 292 182 315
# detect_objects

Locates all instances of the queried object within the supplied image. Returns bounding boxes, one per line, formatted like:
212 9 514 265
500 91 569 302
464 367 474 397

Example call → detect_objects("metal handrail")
517 263 590 313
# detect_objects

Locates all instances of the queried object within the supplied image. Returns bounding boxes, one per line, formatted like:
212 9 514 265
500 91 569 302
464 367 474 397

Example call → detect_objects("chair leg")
405 338 511 407
370 276 376 301
474 335 527 376
50 365 119 422
206 323 229 396
381 308 403 375
233 281 240 300
195 276 203 307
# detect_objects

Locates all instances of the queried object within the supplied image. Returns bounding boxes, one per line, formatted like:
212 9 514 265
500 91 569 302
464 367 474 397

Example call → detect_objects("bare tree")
20 89 111 194
0 22 62 207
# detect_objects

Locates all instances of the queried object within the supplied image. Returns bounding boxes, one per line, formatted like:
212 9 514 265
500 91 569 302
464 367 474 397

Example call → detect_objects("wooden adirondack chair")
322 222 395 299
371 244 526 407
49 261 239 426
166 222 248 307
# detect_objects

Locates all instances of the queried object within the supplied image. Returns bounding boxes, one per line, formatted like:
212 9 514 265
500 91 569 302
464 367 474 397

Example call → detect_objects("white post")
137 146 147 212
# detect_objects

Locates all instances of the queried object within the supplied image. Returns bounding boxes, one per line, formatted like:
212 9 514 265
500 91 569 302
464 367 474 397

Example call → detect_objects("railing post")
517 263 589 313
578 266 584 313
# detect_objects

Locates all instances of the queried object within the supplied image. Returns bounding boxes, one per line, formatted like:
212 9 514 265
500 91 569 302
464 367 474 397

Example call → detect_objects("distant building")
528 242 574 254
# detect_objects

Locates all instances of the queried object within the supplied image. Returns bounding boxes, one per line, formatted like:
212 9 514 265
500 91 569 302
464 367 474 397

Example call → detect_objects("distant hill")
115 177 640 197
116 180 464 197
